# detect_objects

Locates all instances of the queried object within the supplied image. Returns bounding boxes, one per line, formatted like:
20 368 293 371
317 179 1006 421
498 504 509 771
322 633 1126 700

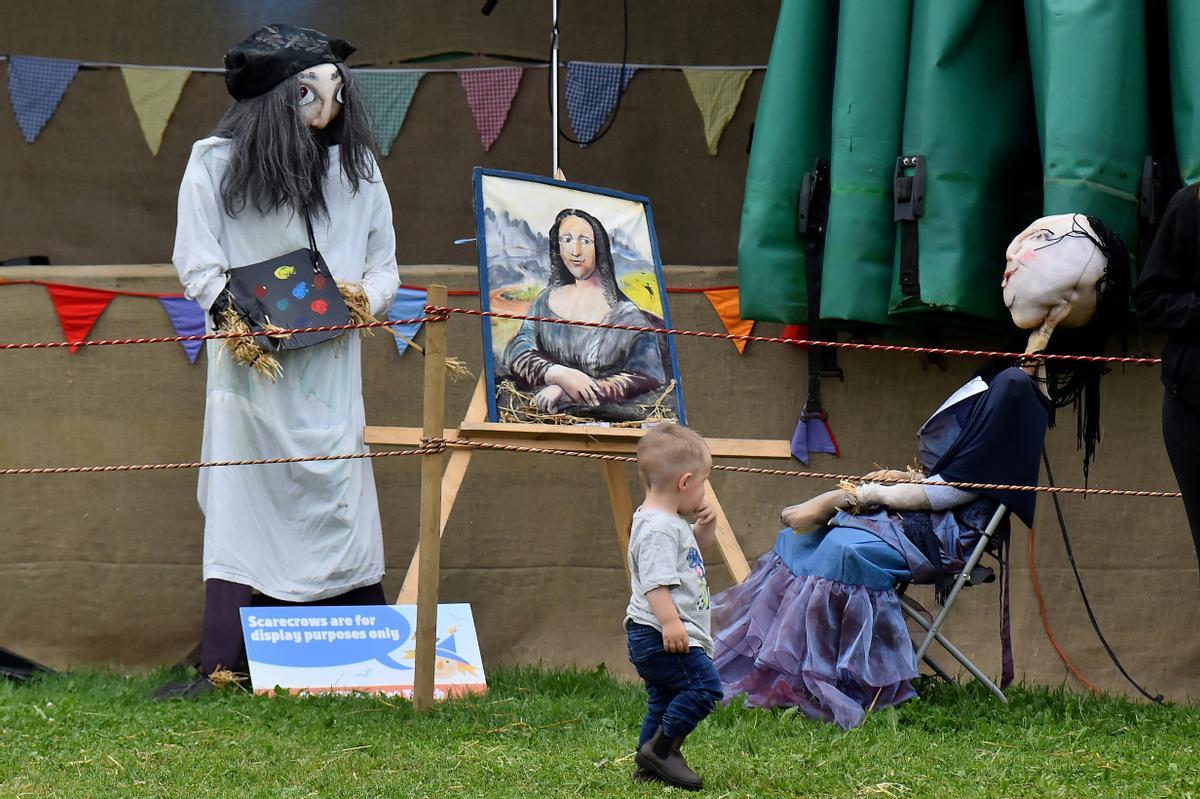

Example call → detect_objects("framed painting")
473 168 686 426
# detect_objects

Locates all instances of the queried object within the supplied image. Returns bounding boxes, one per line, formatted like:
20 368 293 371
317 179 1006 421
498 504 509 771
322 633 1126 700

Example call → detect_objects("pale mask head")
1002 214 1107 330
295 62 343 129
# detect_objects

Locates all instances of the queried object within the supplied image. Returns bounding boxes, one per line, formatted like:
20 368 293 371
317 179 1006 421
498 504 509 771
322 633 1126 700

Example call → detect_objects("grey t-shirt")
624 507 713 657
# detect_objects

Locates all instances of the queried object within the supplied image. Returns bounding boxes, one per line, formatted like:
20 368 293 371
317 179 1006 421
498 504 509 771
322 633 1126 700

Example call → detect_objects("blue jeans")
626 622 723 746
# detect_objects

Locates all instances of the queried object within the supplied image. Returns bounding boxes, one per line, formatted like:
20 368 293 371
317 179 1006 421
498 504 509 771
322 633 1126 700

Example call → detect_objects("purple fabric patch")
711 551 917 729
790 415 839 465
158 296 206 364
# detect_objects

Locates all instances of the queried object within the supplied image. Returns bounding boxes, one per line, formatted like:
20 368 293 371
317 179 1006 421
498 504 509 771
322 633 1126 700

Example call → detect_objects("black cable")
1041 446 1164 704
551 0 630 146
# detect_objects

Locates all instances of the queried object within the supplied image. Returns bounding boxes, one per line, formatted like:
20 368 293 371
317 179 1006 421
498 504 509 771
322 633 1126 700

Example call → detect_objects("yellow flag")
703 287 755 354
121 68 190 156
682 69 751 156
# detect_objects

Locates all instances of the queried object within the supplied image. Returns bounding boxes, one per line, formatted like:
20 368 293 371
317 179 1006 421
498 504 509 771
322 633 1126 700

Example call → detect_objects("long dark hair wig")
212 63 377 219
976 214 1131 481
547 209 632 306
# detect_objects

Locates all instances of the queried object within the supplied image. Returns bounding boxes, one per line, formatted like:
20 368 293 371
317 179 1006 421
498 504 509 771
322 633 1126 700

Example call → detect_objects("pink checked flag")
460 68 522 151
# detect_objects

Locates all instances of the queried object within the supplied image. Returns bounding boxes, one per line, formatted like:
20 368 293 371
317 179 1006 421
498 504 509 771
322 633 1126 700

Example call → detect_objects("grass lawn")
2 666 1198 798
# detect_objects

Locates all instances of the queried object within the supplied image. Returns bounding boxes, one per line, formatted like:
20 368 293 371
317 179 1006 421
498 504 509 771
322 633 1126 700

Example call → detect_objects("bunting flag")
7 56 80 143
790 412 840 466
702 287 754 353
782 323 809 349
157 296 206 363
358 71 425 157
565 62 636 146
387 287 429 356
460 68 522 151
45 284 116 353
121 68 190 155
682 69 751 155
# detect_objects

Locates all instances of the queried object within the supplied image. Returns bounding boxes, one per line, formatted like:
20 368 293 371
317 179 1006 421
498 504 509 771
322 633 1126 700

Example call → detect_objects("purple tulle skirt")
712 551 917 729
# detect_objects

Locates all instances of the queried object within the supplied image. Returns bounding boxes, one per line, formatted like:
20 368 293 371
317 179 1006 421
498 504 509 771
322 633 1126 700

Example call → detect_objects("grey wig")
212 63 377 219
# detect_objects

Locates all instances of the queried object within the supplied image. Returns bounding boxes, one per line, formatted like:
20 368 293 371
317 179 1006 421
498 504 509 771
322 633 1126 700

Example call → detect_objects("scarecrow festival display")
711 214 1130 729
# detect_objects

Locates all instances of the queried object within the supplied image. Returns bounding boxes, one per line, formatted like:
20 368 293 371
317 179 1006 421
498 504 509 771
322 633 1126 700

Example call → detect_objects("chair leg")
901 593 1007 703
913 504 1007 664
899 596 953 682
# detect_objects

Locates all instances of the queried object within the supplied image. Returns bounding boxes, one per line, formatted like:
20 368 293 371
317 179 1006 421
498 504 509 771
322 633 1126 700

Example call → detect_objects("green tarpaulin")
1168 0 1200 184
887 0 1038 323
820 0 913 327
1026 0 1147 264
739 0 1166 327
736 0 837 324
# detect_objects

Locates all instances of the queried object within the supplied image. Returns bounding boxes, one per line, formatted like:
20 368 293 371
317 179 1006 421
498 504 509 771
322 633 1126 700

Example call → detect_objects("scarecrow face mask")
295 62 343 129
1002 213 1106 330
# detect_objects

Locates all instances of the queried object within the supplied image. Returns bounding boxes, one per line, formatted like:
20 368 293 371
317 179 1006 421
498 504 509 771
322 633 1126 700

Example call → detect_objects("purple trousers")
200 579 386 675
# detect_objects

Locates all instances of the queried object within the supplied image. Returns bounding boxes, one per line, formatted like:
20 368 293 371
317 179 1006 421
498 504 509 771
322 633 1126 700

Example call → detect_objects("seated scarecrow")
711 214 1130 728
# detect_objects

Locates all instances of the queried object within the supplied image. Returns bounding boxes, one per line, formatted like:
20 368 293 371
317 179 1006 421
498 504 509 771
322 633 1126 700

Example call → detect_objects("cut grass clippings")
2 665 1199 798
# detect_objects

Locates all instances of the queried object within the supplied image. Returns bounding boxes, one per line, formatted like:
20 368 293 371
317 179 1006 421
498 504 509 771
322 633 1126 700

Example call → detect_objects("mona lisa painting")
473 168 686 426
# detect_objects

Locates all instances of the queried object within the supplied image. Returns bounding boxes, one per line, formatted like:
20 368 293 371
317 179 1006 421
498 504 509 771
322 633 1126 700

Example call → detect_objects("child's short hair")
636 422 711 489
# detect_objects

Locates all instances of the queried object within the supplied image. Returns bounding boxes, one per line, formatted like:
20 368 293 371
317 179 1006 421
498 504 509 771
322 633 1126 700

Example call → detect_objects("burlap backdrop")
0 265 1195 705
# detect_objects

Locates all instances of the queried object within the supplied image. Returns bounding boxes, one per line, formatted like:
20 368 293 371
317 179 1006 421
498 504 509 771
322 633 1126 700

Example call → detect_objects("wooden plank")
704 481 750 583
603 461 635 579
395 378 488 604
367 424 791 460
413 285 448 713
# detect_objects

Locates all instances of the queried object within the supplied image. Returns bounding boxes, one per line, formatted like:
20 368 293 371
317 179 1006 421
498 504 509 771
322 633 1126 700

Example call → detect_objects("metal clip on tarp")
894 155 926 297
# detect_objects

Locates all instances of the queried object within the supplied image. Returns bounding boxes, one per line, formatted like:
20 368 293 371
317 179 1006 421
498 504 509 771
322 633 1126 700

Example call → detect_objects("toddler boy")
625 422 722 791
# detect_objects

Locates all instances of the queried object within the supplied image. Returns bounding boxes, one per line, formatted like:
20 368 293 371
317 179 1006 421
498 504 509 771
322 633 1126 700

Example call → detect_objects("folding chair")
897 502 1010 703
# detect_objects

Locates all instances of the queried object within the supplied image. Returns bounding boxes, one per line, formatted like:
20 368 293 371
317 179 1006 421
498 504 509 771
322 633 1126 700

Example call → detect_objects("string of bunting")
0 278 764 359
1 53 760 154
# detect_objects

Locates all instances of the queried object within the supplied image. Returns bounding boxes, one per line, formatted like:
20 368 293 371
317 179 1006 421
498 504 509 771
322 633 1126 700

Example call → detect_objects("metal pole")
551 0 560 176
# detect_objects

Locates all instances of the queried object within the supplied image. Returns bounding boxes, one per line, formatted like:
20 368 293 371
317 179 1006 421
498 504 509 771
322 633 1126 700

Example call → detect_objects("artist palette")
227 247 351 351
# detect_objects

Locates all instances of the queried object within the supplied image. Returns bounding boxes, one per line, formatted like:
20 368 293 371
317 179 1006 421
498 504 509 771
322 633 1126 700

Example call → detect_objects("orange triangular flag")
703 287 754 353
45 284 117 353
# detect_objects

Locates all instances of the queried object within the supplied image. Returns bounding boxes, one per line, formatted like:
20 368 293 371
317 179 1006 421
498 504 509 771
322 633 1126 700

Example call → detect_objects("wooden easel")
366 285 796 710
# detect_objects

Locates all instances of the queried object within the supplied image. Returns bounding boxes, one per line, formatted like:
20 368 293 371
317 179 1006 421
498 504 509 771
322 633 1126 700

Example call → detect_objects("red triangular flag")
460 68 522 151
702 288 754 353
45 284 117 353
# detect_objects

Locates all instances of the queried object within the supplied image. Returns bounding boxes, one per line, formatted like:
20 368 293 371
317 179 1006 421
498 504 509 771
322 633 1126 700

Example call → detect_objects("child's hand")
661 619 690 653
691 502 717 548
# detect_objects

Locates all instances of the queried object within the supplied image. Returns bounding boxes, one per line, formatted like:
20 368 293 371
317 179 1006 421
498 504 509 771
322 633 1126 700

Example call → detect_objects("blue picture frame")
472 167 687 426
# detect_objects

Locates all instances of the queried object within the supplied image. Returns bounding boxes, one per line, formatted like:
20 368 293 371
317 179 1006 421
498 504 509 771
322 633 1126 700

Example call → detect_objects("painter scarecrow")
157 24 399 697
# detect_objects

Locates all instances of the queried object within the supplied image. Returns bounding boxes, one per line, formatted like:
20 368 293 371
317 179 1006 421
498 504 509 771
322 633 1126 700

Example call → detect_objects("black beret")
224 23 356 101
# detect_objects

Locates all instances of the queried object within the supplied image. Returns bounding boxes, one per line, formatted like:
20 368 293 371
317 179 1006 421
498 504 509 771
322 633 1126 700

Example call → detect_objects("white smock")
172 136 400 601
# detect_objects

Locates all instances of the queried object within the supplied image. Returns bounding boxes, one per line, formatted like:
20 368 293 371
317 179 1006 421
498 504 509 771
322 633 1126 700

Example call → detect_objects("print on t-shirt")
687 546 709 611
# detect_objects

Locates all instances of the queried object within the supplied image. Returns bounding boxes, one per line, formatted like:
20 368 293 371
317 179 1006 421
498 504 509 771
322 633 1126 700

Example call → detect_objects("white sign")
240 603 486 698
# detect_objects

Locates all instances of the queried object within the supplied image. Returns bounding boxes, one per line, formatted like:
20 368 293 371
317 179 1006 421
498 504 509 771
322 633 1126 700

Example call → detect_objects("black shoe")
635 727 702 791
149 675 214 701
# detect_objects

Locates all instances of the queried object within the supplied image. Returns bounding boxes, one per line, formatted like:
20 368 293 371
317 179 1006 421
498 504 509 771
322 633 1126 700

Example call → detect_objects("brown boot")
635 727 702 791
